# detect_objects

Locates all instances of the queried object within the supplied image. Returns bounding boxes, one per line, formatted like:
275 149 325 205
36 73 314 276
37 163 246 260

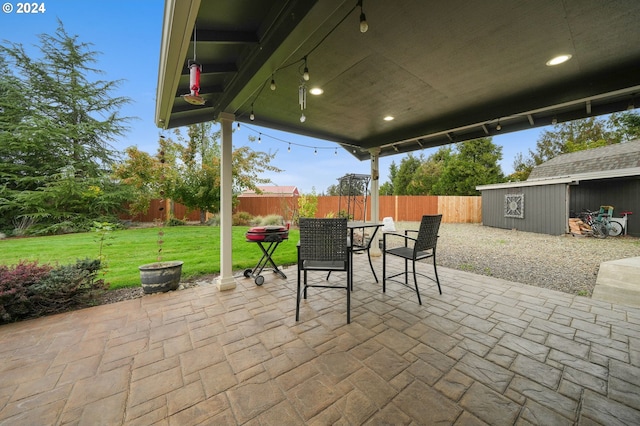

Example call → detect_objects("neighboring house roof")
528 139 640 180
239 186 299 197
477 139 640 191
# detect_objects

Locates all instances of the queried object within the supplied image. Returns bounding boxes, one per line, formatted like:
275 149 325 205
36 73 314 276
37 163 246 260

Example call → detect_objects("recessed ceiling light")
383 115 394 121
309 87 323 95
546 54 572 66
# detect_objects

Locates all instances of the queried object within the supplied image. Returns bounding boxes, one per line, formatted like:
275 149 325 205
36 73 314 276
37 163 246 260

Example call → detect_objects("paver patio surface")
1 254 640 425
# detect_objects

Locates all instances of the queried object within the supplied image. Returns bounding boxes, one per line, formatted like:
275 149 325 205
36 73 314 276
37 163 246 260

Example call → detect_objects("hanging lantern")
182 60 205 105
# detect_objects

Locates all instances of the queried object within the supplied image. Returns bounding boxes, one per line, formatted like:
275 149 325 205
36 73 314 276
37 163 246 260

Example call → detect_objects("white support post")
216 112 238 290
369 147 381 256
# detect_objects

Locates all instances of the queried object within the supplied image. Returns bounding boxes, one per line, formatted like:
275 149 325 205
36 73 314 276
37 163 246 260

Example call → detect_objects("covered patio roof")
156 0 640 160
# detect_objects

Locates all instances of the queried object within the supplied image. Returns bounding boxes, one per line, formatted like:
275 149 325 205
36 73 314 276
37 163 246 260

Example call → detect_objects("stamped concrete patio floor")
1 254 640 425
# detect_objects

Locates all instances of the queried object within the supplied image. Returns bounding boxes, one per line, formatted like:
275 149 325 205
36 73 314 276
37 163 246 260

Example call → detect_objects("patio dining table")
347 221 383 283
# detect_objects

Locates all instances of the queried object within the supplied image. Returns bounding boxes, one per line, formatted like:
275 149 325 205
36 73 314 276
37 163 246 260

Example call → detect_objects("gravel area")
99 222 640 305
392 222 640 296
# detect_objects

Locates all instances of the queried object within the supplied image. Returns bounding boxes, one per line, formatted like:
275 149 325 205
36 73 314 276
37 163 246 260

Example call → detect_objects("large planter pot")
139 261 184 294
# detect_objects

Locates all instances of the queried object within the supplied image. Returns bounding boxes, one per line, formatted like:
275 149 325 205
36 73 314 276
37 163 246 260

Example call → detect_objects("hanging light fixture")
303 56 310 81
250 104 255 121
358 0 368 33
182 25 205 106
270 74 276 91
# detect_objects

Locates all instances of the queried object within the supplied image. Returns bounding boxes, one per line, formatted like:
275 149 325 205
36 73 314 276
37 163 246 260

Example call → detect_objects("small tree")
297 189 318 223
114 123 283 223
168 123 282 222
112 142 166 217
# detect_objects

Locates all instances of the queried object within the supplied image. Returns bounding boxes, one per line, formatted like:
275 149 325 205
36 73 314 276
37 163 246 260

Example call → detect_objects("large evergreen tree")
379 140 503 196
431 138 504 195
0 21 131 233
379 161 397 195
392 153 424 195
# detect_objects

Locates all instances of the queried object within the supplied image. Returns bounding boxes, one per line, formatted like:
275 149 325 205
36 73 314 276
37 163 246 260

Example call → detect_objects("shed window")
504 194 524 218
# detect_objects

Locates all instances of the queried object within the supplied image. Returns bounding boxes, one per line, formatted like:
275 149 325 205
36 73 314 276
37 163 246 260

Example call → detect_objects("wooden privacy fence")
119 199 201 222
236 195 482 223
120 195 482 223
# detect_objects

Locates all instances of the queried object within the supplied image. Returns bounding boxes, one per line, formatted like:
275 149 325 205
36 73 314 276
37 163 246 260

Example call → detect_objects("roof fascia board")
155 0 201 129
476 178 574 191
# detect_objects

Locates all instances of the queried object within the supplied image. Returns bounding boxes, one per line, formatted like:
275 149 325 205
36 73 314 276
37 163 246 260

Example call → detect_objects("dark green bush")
0 259 107 323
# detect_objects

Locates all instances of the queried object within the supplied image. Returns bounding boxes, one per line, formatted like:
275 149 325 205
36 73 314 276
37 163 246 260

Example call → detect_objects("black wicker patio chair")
382 214 442 304
296 217 352 323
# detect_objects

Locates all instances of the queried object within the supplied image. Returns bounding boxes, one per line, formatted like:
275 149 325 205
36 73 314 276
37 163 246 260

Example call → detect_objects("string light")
358 0 368 33
241 1 370 124
240 123 359 156
303 56 310 81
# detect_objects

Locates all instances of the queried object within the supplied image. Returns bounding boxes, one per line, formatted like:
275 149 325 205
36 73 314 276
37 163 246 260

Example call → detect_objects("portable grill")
244 225 289 285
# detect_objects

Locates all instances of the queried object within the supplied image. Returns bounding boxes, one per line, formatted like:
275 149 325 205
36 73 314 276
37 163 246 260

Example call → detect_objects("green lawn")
0 226 299 289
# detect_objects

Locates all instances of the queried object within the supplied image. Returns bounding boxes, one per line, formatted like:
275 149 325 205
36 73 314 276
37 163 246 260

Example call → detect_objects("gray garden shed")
477 139 640 237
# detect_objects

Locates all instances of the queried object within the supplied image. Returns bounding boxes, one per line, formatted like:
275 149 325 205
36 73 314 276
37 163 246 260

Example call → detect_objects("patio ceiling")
155 0 640 160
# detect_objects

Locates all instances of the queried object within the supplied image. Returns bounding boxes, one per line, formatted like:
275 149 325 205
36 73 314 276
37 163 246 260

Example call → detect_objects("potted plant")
138 145 184 294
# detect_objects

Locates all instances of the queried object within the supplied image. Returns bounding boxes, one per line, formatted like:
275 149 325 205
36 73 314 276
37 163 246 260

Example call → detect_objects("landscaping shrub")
0 261 53 322
251 214 284 226
0 259 107 323
233 211 253 226
205 215 220 226
296 191 318 223
166 218 187 227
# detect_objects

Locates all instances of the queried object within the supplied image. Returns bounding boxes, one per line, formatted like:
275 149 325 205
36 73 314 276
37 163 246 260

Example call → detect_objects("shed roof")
528 139 640 180
477 139 640 191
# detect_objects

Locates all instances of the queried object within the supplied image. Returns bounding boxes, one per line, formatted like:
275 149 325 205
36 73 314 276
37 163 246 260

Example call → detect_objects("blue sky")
1 0 547 193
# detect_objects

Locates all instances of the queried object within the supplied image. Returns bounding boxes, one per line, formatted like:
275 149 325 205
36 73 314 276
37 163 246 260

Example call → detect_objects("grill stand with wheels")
244 226 289 286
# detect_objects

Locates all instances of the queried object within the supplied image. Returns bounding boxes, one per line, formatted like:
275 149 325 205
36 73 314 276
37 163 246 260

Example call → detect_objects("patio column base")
215 276 237 291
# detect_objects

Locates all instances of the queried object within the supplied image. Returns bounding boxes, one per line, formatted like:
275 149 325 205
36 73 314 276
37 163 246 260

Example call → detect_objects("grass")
0 226 299 290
